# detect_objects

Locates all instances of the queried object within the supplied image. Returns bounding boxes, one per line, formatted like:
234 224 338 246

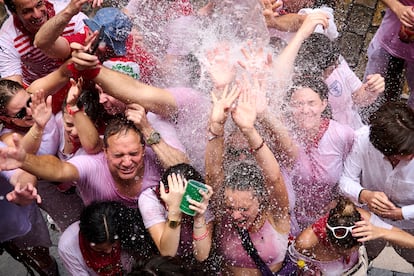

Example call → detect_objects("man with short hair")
339 101 414 264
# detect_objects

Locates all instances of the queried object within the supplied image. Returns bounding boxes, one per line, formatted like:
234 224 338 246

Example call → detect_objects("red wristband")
66 63 101 80
80 65 101 80
192 229 209 241
66 63 80 79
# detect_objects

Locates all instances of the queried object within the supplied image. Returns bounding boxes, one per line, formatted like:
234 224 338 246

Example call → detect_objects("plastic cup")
179 179 208 216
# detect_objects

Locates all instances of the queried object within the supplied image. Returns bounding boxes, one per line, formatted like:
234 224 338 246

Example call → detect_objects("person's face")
62 112 80 144
224 188 260 229
97 85 126 115
90 240 119 254
104 130 145 182
0 89 33 128
14 0 48 34
289 87 327 132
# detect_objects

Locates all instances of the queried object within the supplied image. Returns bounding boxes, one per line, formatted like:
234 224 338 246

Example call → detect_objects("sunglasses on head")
326 223 356 239
5 97 31 119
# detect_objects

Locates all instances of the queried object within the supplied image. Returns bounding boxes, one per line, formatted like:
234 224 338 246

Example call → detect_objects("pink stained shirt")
371 0 414 62
325 57 364 130
290 120 354 232
219 217 288 269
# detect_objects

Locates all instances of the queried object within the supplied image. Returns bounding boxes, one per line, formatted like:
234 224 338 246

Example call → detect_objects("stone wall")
335 0 385 78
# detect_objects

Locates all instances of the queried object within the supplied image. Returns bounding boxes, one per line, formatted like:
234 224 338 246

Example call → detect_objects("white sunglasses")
326 223 356 239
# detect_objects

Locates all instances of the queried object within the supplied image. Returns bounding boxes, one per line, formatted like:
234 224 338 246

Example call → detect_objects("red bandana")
304 118 330 153
78 232 122 276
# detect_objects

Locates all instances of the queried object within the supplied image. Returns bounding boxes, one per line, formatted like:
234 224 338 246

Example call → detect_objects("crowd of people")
0 0 414 275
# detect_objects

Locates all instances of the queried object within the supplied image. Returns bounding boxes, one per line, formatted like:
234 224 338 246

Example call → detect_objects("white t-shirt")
325 57 364 130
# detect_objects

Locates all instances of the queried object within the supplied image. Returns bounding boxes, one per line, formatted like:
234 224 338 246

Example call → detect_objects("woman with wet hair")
59 201 134 275
279 75 355 234
206 84 292 275
138 163 214 271
289 197 390 275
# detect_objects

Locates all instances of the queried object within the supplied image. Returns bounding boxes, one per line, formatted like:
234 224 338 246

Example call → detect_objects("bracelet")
193 221 206 229
28 126 41 140
250 139 265 153
193 229 209 241
208 126 224 141
66 104 82 116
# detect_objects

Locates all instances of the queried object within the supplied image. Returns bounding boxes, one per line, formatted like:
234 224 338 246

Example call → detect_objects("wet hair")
369 101 414 156
161 163 204 187
285 74 332 118
128 255 189 276
326 197 361 250
4 0 16 13
0 79 24 114
62 86 104 123
224 161 268 202
295 33 340 75
103 116 144 148
79 201 125 244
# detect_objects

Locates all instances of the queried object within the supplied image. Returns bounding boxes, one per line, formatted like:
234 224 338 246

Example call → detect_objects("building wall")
335 0 385 78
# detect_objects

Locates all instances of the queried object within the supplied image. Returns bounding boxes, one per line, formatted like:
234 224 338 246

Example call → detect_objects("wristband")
208 126 224 141
81 65 101 80
66 63 80 80
250 139 265 153
66 63 101 80
192 229 209 241
66 104 82 116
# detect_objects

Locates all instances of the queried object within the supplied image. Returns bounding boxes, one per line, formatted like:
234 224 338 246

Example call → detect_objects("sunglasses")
5 97 32 119
326 223 356 239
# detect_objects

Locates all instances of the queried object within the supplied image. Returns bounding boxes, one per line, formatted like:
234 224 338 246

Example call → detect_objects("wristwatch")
146 131 161 145
167 218 181 229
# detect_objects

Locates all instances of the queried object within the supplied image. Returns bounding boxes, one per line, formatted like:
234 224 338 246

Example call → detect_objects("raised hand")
125 103 150 131
238 42 273 81
66 78 83 106
204 42 236 88
29 90 52 130
70 42 100 71
160 173 186 213
296 11 330 41
363 74 385 102
231 84 257 132
210 85 241 125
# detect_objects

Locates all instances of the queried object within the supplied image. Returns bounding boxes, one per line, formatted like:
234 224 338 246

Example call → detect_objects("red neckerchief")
303 118 330 153
312 215 352 264
78 232 122 276
13 1 55 39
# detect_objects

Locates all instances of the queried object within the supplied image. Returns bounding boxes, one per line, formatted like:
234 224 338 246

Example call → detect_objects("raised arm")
125 103 188 168
33 0 100 59
352 73 385 107
273 11 330 84
70 43 178 118
231 85 290 233
66 78 103 154
205 85 241 191
0 134 80 182
21 91 53 154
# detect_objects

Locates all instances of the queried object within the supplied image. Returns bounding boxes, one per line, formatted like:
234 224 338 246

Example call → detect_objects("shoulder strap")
236 226 274 276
